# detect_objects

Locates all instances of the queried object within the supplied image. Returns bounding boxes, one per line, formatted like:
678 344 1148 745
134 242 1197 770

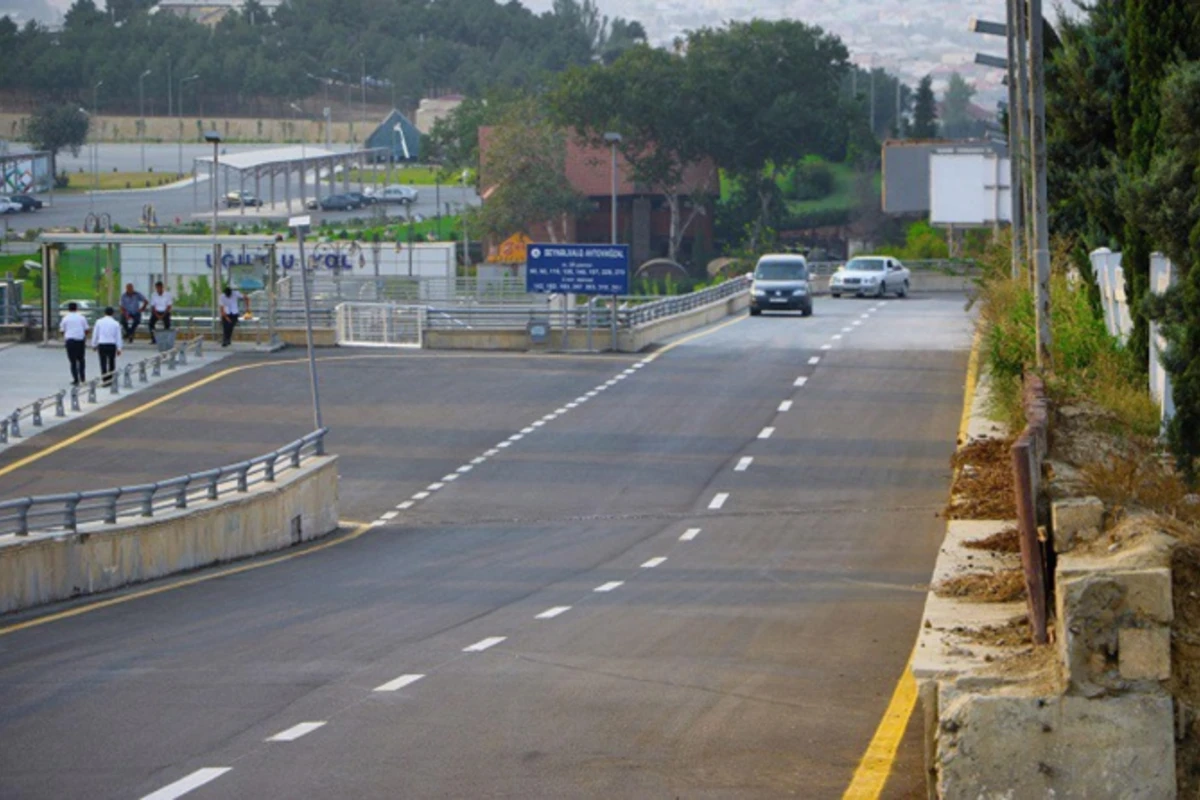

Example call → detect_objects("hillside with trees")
0 0 645 117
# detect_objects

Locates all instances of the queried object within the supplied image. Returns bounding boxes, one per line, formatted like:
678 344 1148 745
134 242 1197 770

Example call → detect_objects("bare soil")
945 437 1018 520
964 526 1022 553
953 615 1032 648
935 568 1026 603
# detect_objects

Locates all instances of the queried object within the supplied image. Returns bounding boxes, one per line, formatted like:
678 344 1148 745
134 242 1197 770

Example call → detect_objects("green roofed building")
366 110 421 163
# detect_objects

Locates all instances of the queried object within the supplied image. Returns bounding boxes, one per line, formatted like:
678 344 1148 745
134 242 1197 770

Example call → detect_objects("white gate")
335 302 425 348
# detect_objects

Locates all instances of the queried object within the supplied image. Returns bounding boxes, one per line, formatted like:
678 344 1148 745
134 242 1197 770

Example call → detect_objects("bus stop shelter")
35 232 284 345
192 146 388 215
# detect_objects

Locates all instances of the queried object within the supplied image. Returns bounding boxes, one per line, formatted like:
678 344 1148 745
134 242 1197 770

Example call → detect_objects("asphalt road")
0 294 971 799
4 143 478 233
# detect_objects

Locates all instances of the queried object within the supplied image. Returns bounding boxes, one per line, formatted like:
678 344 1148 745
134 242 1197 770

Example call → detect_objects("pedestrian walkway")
0 339 243 453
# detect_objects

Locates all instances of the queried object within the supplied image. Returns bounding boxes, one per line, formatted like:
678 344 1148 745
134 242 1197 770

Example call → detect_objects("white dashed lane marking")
266 722 326 743
735 456 753 472
821 344 832 351
427 482 444 491
793 376 808 387
536 606 572 619
809 356 820 365
594 581 624 592
374 674 424 693
779 400 793 412
680 528 701 541
396 501 414 510
463 637 506 653
641 557 667 569
412 491 431 500
708 492 729 510
380 511 398 521
140 768 232 800
831 334 842 340
758 427 775 439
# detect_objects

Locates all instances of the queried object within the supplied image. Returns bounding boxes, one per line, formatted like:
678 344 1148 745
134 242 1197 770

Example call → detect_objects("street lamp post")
289 102 308 209
288 214 324 431
205 131 222 334
138 69 152 172
178 74 199 176
91 80 103 207
603 131 622 351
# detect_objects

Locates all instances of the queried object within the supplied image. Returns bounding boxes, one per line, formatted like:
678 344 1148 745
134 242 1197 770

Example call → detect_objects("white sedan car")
0 197 21 214
829 256 911 298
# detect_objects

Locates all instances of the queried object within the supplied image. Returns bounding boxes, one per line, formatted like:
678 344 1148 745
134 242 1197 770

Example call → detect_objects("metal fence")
1 337 206 446
1011 374 1049 645
0 429 328 538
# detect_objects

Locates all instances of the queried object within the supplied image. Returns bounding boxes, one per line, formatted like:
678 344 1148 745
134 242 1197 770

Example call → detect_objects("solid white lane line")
821 344 833 350
266 722 326 742
374 673 424 692
735 456 753 472
412 491 431 500
758 427 775 439
396 501 414 510
832 334 843 340
641 557 667 568
459 464 475 472
536 606 572 619
470 457 486 465
794 376 808 387
680 528 701 541
594 581 624 592
381 511 399 521
779 400 794 412
809 356 820 365
463 636 506 653
709 492 729 510
140 768 232 800
427 482 444 491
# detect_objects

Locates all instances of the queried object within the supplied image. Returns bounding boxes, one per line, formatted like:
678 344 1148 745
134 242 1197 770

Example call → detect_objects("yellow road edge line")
642 313 747 362
0 520 374 638
841 330 983 800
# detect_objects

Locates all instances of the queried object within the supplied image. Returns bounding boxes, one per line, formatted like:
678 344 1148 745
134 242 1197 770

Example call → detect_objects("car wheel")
898 280 909 298
802 304 812 317
831 292 840 298
749 307 762 317
877 282 886 298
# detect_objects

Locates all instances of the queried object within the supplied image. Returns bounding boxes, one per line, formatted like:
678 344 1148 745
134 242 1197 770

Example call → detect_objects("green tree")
685 20 850 251
473 98 587 244
550 45 711 264
911 75 938 138
940 72 978 139
26 104 90 176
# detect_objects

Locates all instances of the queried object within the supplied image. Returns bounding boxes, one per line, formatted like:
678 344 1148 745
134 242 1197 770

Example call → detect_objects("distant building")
479 129 718 267
364 110 422 163
150 0 282 26
415 95 464 135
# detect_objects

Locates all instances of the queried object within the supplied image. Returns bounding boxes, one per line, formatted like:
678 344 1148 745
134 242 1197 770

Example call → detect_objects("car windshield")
755 261 807 280
846 258 887 272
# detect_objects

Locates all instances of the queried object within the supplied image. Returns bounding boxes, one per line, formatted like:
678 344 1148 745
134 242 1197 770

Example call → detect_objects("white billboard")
929 151 1011 226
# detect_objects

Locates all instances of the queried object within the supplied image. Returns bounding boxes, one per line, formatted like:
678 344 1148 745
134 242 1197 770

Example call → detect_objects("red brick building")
479 129 719 267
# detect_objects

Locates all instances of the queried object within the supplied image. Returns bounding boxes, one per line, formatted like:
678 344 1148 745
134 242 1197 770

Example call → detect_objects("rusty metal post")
1012 434 1048 644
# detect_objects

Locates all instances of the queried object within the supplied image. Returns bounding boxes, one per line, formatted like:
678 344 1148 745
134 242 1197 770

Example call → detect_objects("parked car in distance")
371 185 419 205
317 194 361 211
59 299 97 322
749 254 813 317
224 191 263 208
829 256 910 298
0 197 22 214
8 194 43 211
344 191 377 207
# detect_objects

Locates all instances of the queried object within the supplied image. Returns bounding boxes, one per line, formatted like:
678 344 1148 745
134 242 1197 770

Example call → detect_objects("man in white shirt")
59 301 89 385
218 285 249 347
90 307 124 386
148 281 173 344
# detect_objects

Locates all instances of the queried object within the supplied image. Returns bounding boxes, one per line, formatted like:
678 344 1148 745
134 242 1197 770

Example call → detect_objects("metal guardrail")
1012 374 1049 645
0 337 206 446
620 277 750 327
0 428 328 538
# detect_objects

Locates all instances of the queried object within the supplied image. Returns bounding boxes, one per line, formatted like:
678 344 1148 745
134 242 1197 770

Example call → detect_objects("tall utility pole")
894 78 903 138
869 67 877 134
1004 0 1023 280
1014 0 1033 269
178 74 199 176
1028 0 1052 369
139 69 152 172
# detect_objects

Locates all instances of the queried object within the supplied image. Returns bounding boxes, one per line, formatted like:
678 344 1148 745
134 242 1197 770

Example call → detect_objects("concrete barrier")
0 456 339 614
620 292 750 352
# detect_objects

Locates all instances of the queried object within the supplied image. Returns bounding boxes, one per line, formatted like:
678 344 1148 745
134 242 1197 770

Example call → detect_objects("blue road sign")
526 243 630 295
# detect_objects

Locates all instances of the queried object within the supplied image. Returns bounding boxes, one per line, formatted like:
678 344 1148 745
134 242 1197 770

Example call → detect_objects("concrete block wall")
0 456 339 614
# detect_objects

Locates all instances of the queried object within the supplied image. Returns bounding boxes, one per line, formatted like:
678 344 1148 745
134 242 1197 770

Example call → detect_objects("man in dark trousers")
218 285 248 347
91 307 123 386
119 283 148 343
59 301 89 385
148 281 173 344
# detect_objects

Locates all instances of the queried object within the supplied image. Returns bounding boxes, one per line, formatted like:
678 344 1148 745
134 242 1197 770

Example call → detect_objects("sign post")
526 244 630 352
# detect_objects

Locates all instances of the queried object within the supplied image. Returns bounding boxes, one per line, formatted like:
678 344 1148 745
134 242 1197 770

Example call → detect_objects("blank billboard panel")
930 152 1011 226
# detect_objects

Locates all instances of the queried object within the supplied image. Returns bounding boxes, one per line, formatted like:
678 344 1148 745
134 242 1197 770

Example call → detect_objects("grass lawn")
61 171 184 192
347 166 475 186
783 162 879 218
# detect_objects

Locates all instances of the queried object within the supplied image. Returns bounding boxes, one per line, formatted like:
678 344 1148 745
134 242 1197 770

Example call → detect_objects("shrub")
786 158 835 201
